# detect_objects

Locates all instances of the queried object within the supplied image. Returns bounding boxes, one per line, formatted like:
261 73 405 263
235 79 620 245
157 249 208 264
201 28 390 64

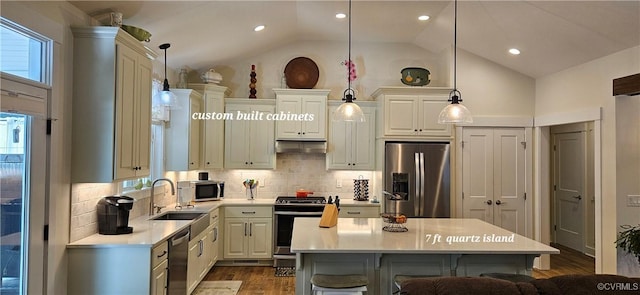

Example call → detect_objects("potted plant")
615 224 640 263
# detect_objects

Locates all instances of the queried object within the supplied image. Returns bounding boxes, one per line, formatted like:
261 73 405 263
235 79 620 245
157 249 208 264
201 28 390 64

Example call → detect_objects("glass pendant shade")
438 101 473 124
153 78 180 109
333 99 365 122
153 43 180 110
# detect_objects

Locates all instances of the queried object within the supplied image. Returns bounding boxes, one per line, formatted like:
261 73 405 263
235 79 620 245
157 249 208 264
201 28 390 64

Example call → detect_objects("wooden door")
553 131 585 251
492 129 526 235
462 129 494 223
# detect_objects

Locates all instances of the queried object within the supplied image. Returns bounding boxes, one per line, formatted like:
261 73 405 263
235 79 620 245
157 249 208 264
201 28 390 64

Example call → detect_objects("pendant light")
332 0 365 122
154 43 179 109
438 0 472 124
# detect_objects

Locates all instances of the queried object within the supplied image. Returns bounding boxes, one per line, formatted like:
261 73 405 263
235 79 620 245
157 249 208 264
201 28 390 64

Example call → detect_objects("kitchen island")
290 217 558 295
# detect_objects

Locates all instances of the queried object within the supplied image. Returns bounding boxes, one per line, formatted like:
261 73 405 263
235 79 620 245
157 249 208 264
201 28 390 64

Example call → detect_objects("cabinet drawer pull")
347 211 361 215
156 250 167 258
242 211 256 214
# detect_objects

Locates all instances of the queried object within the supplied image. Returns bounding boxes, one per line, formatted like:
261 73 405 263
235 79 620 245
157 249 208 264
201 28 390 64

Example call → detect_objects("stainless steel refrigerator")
384 142 450 217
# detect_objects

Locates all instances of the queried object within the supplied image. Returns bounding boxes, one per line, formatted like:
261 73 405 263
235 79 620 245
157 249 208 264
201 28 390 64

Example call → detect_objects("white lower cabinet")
223 206 273 260
151 259 168 295
187 211 221 294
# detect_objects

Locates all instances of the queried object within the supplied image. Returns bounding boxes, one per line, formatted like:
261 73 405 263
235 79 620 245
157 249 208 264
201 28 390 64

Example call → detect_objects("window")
0 18 50 84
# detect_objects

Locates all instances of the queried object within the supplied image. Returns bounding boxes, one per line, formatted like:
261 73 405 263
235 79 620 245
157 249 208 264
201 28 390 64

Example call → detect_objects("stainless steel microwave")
193 180 224 201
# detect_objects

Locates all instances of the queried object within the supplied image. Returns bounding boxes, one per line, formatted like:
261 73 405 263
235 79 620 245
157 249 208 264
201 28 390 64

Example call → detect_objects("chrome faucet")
149 178 175 216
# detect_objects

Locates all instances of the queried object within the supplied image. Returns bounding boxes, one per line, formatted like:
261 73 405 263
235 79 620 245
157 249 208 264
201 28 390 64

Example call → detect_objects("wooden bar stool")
310 274 368 295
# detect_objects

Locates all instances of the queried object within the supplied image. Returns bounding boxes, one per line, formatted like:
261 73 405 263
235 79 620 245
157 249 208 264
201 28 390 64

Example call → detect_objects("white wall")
183 41 536 116
536 45 640 275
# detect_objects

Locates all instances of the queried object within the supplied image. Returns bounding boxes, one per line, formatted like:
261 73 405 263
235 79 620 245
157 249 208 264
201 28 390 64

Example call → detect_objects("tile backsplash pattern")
182 153 375 200
70 153 374 242
70 182 173 242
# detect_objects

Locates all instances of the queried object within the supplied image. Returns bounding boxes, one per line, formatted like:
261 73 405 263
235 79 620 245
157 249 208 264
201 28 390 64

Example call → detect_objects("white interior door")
553 131 585 251
492 129 526 236
462 129 494 223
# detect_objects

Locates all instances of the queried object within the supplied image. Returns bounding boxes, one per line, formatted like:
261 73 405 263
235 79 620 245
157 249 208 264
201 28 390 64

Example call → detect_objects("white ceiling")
70 0 640 78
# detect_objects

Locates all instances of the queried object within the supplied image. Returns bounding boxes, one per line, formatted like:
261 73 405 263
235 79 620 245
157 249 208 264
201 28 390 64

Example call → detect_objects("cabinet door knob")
419 129 423 132
206 162 210 165
245 162 249 165
414 129 418 132
250 162 253 165
495 200 502 205
297 132 301 135
302 132 306 135
486 200 492 205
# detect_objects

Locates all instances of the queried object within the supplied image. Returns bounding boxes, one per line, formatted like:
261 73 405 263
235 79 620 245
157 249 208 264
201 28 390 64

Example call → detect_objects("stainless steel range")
273 196 326 267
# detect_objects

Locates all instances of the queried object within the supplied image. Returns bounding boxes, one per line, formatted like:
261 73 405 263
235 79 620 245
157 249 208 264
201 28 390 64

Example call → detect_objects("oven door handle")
274 211 324 216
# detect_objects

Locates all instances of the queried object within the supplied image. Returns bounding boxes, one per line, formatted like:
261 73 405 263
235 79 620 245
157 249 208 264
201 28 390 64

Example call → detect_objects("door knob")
573 195 582 200
495 200 502 205
486 200 492 205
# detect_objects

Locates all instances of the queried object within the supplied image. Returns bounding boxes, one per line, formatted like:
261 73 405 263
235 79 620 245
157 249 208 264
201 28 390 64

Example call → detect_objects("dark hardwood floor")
204 243 595 294
532 243 595 279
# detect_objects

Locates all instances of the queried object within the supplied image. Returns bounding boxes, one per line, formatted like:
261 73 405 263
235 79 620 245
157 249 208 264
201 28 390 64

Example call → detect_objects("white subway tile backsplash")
69 154 375 241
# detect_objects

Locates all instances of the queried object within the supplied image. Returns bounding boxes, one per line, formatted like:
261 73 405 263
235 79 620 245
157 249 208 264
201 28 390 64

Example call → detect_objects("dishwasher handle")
171 229 190 246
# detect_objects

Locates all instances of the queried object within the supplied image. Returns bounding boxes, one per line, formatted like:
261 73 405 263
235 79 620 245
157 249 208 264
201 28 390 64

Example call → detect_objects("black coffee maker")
97 196 134 235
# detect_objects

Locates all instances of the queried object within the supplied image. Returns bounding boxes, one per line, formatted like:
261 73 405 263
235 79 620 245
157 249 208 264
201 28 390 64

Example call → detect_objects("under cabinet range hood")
275 140 327 154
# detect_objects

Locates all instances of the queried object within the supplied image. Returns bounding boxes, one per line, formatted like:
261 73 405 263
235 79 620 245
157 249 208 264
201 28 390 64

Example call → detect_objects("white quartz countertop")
290 218 559 255
67 198 275 248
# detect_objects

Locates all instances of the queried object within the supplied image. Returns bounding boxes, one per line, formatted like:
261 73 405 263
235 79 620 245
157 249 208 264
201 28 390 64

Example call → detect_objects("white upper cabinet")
71 27 156 182
273 88 329 140
165 89 203 171
326 101 376 170
373 87 452 138
190 84 230 169
224 99 276 169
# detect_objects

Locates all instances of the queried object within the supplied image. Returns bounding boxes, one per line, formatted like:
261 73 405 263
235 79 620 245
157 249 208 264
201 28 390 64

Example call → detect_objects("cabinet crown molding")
273 88 330 96
71 26 157 60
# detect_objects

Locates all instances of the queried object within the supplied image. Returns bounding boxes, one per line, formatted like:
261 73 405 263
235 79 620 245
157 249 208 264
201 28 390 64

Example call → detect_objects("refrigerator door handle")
415 152 421 216
420 152 425 216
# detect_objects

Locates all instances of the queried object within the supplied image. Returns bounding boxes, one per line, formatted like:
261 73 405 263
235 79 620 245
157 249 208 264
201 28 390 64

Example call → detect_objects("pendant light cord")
348 0 352 93
453 0 457 91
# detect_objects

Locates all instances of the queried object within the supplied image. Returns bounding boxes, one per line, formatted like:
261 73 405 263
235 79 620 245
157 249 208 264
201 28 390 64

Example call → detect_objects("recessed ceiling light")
336 13 346 19
254 25 265 32
418 15 430 21
509 48 521 55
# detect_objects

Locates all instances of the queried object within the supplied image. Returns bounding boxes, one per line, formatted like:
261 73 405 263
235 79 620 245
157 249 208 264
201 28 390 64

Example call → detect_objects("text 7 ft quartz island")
290 218 559 295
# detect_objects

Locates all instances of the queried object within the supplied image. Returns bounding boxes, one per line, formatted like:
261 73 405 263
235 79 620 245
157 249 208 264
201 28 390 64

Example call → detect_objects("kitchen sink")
151 212 206 220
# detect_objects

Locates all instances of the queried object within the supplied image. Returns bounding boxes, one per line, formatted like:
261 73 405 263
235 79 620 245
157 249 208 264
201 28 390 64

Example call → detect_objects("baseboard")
216 259 273 266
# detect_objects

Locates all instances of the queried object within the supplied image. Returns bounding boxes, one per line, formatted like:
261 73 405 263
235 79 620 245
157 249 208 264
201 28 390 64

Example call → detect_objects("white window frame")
0 17 52 85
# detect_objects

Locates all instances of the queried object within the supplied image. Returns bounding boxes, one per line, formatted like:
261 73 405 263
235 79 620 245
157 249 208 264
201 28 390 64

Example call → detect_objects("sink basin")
151 212 205 220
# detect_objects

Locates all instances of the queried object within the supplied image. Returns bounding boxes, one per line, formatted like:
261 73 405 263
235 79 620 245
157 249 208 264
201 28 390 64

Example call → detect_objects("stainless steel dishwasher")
168 226 190 295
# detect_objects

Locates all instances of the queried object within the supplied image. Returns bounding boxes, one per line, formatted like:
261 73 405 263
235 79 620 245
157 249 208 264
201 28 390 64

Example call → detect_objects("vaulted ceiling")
70 0 640 78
